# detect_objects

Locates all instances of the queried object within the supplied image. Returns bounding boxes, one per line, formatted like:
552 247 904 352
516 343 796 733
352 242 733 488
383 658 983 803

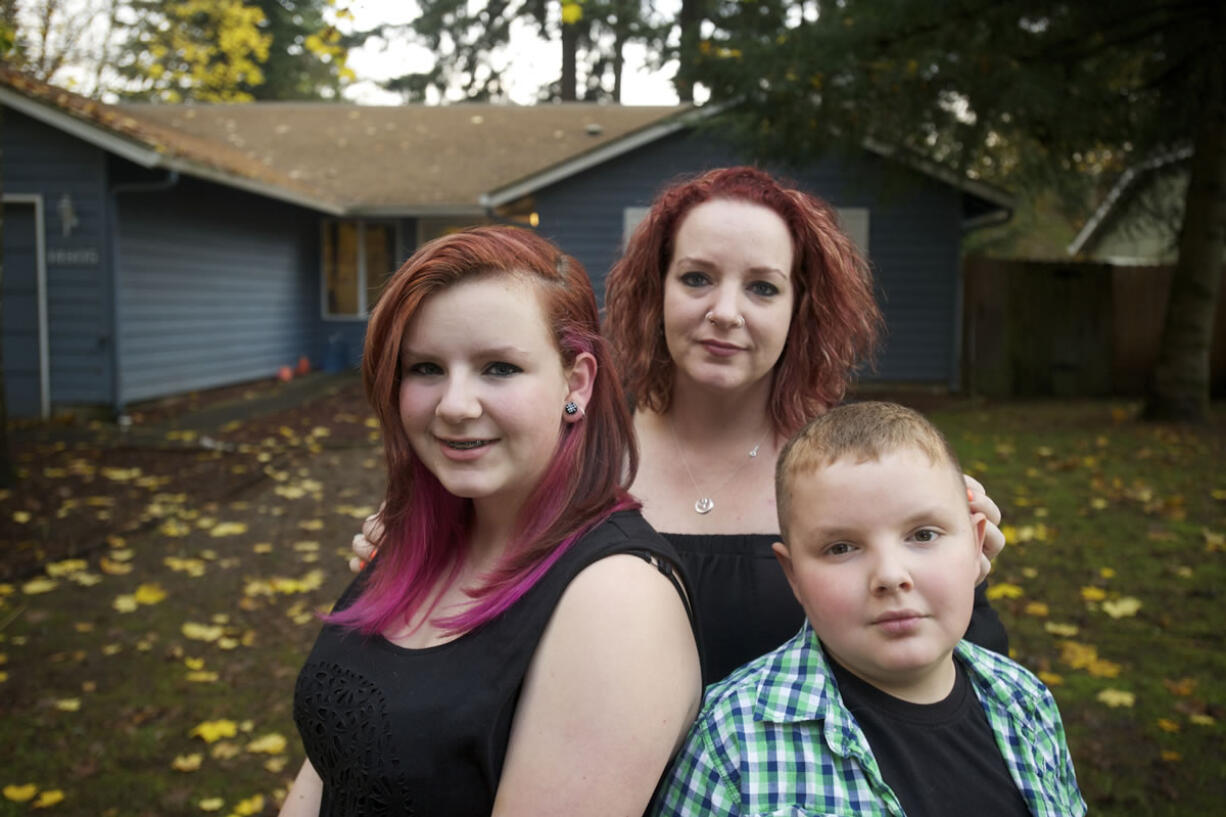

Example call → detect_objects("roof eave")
0 85 162 168
1066 146 1193 256
861 136 1016 212
481 105 715 208
0 85 344 216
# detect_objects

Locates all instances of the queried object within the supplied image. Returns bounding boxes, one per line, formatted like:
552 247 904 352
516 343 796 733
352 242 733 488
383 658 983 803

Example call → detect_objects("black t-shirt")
293 510 691 817
665 531 1010 686
829 651 1032 817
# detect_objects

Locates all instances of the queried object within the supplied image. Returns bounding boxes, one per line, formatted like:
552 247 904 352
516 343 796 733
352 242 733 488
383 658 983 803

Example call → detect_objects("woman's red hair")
604 166 882 435
331 226 638 636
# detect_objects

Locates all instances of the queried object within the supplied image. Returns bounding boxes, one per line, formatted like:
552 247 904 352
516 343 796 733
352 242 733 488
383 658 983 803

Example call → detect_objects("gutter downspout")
108 170 180 421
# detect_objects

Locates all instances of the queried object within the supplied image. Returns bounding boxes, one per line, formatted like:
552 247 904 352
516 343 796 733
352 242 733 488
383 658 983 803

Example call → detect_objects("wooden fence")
962 257 1226 397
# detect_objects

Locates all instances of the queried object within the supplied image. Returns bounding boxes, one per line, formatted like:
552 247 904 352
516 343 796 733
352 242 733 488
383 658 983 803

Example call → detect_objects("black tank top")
665 532 1009 686
293 510 692 817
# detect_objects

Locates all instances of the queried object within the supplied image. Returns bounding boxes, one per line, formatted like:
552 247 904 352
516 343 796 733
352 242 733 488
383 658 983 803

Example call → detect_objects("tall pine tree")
693 0 1224 421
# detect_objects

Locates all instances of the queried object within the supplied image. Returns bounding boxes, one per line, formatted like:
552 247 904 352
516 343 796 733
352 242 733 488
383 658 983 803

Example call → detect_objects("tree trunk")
561 18 578 101
674 0 705 103
1143 105 1226 422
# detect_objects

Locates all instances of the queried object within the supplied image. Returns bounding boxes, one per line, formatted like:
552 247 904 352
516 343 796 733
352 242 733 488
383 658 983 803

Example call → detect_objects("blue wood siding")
532 130 965 386
2 202 41 416
2 109 114 407
114 177 317 405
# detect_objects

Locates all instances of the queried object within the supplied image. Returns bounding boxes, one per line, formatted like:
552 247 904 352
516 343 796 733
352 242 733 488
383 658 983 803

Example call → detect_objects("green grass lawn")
1 399 1222 815
928 400 1226 814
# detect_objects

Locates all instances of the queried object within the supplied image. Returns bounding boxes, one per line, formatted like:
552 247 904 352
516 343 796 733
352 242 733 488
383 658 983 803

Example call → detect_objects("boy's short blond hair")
775 401 965 541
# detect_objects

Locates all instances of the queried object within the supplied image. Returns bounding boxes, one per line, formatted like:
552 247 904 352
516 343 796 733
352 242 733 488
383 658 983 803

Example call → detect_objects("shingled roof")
0 67 687 215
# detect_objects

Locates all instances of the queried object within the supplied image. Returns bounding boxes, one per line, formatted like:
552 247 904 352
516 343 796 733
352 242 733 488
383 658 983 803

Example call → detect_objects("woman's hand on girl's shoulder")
493 554 701 817
347 506 385 574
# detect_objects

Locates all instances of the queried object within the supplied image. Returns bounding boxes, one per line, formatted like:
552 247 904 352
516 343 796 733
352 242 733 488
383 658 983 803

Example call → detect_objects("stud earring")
564 401 584 417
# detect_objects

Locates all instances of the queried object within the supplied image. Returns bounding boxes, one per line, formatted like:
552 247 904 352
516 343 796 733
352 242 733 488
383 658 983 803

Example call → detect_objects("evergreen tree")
692 0 1224 422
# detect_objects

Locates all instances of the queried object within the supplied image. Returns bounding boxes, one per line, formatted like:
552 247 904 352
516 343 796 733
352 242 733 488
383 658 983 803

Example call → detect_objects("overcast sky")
339 0 683 106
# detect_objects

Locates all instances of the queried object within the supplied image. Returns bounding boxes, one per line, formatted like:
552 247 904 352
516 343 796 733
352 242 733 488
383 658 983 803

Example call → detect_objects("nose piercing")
706 311 746 328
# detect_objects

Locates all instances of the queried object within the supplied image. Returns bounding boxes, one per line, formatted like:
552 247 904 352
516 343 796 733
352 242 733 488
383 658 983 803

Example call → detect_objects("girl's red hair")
604 166 882 435
331 226 638 636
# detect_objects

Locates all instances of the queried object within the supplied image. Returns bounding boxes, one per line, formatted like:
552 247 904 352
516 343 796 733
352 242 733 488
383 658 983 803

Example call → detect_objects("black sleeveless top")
665 532 1009 686
293 510 691 817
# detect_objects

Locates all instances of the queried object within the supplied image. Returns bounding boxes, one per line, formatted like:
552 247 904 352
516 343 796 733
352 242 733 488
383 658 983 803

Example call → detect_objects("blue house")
1 68 1010 419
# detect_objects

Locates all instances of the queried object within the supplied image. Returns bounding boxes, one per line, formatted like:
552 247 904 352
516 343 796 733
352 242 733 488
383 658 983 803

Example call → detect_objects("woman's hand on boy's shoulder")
964 475 1004 583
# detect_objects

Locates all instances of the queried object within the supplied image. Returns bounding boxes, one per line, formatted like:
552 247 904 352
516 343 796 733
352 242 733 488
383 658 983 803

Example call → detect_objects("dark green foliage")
692 0 1225 422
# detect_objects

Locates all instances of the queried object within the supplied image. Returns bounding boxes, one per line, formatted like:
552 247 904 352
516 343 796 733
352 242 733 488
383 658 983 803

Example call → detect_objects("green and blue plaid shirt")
651 622 1085 817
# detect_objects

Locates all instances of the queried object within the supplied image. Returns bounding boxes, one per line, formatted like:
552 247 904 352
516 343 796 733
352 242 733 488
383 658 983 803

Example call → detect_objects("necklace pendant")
694 497 715 514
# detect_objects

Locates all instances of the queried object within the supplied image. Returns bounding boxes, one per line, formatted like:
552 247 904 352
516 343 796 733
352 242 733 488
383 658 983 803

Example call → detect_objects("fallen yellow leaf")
190 719 238 743
99 557 133 575
299 519 324 531
264 756 288 773
1190 714 1216 726
32 789 64 808
12 511 32 524
22 578 58 595
199 797 225 811
54 698 81 712
211 742 241 760
172 753 203 772
1023 602 1049 617
4 784 38 802
182 623 224 642
1096 688 1135 708
1059 641 1098 669
133 583 167 606
986 583 1023 601
45 559 88 577
232 794 264 816
1080 586 1107 602
1156 718 1180 733
1102 597 1142 618
246 733 287 754
186 671 219 683
112 595 138 613
1161 750 1181 762
210 522 248 538
1037 671 1063 686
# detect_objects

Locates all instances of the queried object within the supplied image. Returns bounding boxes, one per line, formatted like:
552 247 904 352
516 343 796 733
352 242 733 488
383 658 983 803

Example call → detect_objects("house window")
623 206 651 249
621 206 871 257
322 220 398 318
837 208 870 257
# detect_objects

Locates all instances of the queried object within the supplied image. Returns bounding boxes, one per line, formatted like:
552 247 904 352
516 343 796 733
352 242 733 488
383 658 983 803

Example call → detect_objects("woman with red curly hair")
348 168 1008 688
603 166 1008 684
283 227 700 817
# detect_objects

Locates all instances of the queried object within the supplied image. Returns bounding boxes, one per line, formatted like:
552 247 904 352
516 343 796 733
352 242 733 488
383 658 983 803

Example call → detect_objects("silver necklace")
670 420 766 514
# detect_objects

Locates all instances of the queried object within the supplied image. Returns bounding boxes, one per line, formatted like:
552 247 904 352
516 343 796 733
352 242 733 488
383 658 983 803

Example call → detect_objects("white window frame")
320 218 401 321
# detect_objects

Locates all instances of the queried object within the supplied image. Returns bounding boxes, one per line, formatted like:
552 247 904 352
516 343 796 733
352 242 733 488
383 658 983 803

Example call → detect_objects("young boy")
652 402 1085 817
